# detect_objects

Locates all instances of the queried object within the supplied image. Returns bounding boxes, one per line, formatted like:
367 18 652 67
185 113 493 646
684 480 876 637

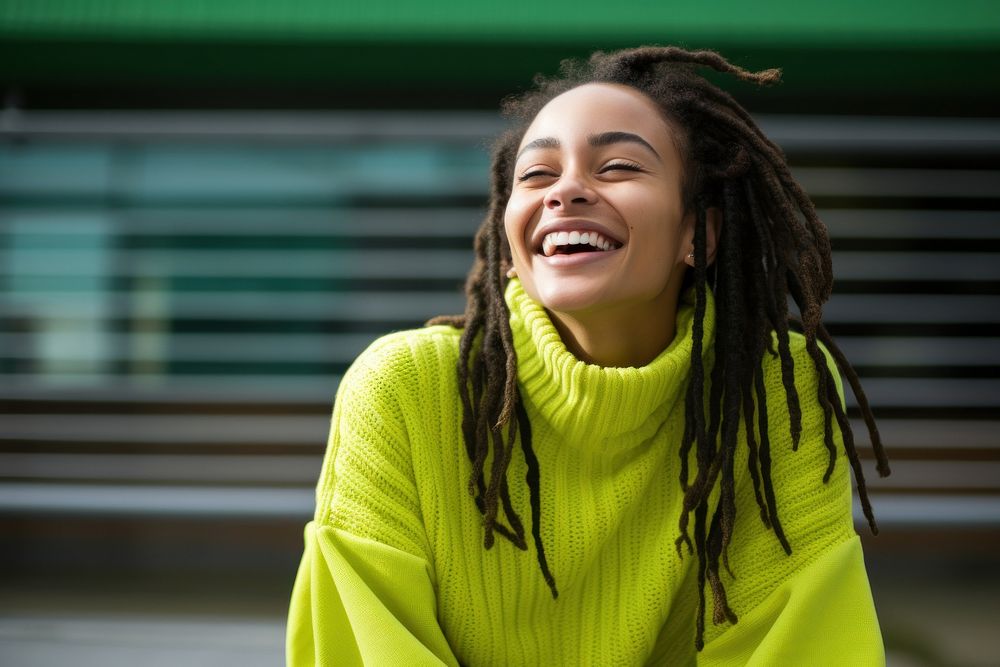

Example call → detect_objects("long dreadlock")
427 45 891 650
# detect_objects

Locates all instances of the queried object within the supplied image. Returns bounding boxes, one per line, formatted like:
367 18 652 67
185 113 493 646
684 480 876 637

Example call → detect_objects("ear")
682 207 723 267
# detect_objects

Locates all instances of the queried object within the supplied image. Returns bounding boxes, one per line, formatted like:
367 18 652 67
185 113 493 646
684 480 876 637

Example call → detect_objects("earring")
506 267 517 279
687 253 695 258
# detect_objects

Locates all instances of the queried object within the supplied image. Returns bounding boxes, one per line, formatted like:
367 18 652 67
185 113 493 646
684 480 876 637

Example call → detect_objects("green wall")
2 1 999 111
3 1 997 44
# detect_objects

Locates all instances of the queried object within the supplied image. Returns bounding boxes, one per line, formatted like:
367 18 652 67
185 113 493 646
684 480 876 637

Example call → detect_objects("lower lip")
535 247 622 267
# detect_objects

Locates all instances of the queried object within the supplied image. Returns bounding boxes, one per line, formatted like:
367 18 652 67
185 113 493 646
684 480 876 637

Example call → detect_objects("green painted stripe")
2 1 999 46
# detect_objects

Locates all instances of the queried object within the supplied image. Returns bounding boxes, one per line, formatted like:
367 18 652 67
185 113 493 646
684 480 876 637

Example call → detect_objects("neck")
547 292 682 368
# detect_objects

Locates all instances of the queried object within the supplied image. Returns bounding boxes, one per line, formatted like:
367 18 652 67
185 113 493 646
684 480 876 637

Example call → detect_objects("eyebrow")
516 131 661 161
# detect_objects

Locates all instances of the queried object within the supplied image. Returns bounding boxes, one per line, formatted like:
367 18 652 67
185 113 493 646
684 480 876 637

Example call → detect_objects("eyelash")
600 160 643 174
516 169 552 182
516 161 644 182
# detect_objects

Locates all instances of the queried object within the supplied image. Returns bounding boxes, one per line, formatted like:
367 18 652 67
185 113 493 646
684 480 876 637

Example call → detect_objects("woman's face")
504 83 695 323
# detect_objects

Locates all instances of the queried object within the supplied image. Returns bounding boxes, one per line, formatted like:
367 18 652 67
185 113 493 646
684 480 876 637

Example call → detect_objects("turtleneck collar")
505 278 715 443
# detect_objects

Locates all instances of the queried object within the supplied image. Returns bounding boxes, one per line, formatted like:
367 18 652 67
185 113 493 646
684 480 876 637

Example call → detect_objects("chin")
530 279 615 317
526 271 679 323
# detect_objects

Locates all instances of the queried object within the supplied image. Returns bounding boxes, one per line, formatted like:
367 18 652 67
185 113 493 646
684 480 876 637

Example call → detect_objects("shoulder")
343 326 462 385
351 325 463 372
752 329 854 535
711 330 858 638
318 327 463 554
339 325 463 403
760 329 844 410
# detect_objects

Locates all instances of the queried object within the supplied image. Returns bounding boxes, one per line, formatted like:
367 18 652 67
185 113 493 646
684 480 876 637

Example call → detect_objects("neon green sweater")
286 279 884 666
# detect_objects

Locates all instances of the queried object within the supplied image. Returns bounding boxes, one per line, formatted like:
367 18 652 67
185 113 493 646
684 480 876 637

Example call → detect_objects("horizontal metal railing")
1 111 998 538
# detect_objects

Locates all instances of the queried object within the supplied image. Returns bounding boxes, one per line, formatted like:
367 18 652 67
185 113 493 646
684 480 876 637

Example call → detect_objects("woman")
287 45 891 665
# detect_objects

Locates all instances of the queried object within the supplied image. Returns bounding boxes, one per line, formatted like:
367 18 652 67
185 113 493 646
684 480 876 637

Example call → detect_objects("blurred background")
1 2 998 665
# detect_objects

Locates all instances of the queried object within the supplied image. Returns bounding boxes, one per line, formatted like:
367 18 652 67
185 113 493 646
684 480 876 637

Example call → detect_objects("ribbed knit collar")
506 278 715 443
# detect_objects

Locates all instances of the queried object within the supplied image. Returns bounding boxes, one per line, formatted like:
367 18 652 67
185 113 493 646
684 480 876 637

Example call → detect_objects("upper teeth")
541 231 619 257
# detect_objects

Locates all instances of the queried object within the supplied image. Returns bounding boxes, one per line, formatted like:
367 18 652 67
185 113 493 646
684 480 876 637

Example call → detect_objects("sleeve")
696 536 883 666
697 335 885 666
285 335 460 667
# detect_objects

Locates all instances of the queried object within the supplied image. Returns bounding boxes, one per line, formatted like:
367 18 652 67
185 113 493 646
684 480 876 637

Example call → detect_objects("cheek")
503 197 534 249
501 210 518 251
629 202 686 268
502 216 528 269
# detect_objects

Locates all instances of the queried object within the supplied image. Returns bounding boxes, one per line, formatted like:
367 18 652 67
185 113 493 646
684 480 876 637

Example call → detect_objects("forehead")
518 83 675 151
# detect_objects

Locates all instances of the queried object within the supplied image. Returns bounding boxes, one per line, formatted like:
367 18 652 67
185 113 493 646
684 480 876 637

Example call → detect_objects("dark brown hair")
428 45 890 650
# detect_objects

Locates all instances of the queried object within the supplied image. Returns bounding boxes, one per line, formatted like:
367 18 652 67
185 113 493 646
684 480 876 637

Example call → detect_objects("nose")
543 171 598 209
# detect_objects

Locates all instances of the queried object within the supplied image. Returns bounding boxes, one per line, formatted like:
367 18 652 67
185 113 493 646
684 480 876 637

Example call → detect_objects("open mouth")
540 231 623 257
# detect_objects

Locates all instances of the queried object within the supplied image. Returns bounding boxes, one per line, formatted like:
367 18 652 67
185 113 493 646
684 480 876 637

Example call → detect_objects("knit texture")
287 279 884 666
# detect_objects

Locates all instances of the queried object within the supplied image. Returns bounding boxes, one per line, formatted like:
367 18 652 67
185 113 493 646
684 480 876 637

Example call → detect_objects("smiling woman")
505 83 717 368
287 45 891 666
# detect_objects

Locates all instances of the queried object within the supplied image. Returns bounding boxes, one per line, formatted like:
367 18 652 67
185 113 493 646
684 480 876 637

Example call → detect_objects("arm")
286 335 460 667
287 523 459 666
697 536 883 665
698 335 884 666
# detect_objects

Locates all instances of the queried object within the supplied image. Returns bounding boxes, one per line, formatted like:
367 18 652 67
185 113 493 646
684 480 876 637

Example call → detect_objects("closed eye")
599 160 644 174
517 169 557 182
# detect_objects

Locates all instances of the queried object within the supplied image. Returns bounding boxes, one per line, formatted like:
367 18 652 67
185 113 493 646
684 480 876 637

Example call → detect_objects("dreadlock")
427 45 891 650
